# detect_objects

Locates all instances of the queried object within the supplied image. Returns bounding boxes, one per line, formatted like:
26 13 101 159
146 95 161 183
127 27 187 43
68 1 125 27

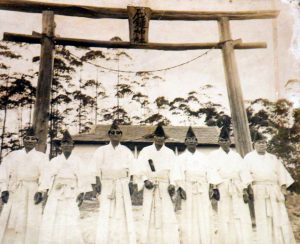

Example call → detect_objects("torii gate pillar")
33 11 55 153
219 17 252 157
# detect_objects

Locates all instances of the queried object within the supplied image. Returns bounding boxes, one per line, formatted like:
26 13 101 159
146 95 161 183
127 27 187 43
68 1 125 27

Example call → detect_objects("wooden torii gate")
0 0 278 156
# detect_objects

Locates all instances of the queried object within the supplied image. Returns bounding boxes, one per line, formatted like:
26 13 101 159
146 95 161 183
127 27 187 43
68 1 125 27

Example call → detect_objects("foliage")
0 42 25 161
155 96 169 109
115 84 133 98
102 106 131 125
247 99 300 192
141 113 170 125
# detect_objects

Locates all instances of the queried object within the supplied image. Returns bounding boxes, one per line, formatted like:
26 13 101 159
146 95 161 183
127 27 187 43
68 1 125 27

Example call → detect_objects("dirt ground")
79 193 300 244
79 200 143 244
0 193 298 243
286 193 300 243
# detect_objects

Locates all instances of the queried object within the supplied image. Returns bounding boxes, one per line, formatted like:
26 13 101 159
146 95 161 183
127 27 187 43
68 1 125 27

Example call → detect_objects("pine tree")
100 37 133 125
0 42 22 162
80 50 107 124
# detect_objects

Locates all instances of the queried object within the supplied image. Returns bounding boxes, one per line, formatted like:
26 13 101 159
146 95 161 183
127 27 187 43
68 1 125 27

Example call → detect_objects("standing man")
38 130 92 244
209 126 253 244
176 126 221 244
137 124 180 244
244 132 296 244
0 127 48 244
92 121 136 244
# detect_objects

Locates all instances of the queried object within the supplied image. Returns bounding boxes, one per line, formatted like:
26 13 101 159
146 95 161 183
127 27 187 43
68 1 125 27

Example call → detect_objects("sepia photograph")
0 0 299 243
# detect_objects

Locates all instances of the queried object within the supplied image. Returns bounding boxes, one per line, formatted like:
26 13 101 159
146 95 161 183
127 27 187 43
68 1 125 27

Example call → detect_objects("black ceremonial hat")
219 126 230 140
153 124 166 138
252 131 266 142
25 127 36 136
109 120 121 131
61 130 73 143
185 126 196 139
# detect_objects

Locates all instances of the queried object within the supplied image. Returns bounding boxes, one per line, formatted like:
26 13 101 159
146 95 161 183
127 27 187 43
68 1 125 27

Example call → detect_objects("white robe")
244 151 296 244
92 142 136 244
137 144 180 244
0 163 8 193
0 149 48 244
38 154 93 244
209 148 253 244
176 150 222 244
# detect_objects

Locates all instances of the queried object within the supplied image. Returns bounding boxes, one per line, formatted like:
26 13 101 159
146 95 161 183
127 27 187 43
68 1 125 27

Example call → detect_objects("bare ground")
79 193 300 244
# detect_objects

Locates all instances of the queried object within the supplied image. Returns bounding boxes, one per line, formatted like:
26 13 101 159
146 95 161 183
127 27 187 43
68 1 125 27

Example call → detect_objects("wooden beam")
0 0 279 20
3 33 268 50
218 17 253 157
32 11 55 153
152 10 279 21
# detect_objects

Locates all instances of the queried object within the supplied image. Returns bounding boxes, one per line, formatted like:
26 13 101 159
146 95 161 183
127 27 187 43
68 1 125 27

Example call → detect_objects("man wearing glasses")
244 132 296 244
0 127 48 244
137 124 180 244
92 121 137 244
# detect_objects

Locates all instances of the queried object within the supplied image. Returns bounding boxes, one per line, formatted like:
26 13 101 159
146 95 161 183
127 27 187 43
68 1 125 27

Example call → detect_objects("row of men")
0 123 296 244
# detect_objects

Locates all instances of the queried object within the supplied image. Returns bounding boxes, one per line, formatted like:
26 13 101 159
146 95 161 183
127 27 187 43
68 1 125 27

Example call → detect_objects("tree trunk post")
218 17 252 157
33 11 55 153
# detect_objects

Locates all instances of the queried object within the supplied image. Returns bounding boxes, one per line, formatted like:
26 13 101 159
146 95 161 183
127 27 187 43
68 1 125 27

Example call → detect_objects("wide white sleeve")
0 160 9 192
79 153 96 185
173 155 185 189
206 151 223 186
90 147 103 180
131 157 145 191
243 153 251 168
38 155 57 192
76 157 94 193
237 154 253 187
131 158 140 177
243 153 254 176
276 157 294 187
169 151 179 185
136 148 149 186
125 148 135 176
0 152 17 191
207 166 223 186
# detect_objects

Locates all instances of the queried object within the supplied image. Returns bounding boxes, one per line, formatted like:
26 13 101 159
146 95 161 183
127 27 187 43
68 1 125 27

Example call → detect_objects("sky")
0 0 299 111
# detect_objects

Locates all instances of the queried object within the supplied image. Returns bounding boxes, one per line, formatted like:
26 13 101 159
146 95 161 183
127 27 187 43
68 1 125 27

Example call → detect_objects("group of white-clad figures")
0 122 296 244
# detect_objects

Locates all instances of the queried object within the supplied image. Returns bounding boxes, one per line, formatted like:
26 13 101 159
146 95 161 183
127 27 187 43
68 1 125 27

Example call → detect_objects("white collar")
152 143 166 152
185 149 197 155
254 150 267 157
23 148 37 155
108 141 121 150
218 147 231 155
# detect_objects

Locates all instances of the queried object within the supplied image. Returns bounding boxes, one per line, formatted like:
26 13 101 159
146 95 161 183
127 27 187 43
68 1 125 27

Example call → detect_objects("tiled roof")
72 125 221 145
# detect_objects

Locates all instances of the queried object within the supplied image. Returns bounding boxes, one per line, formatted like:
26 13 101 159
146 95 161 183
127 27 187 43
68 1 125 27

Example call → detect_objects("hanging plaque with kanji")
127 6 151 44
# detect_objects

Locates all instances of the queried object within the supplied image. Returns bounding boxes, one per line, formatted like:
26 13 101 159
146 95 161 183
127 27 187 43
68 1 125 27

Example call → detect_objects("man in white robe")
244 132 296 244
176 126 222 244
209 126 253 244
137 125 180 244
0 127 48 244
92 121 137 244
38 130 93 244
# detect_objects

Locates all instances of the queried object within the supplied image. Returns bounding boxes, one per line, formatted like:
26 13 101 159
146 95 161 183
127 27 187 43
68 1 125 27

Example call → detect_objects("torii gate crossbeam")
0 0 278 20
0 0 279 156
